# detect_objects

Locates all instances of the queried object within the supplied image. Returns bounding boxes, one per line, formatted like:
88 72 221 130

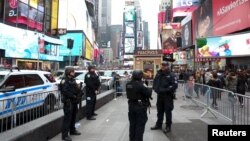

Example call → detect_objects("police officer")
84 65 101 120
151 61 178 133
126 70 152 141
60 67 81 141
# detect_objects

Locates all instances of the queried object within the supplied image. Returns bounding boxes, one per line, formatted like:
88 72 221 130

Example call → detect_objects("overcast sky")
111 0 160 49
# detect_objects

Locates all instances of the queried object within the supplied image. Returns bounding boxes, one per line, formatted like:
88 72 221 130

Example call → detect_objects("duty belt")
128 99 143 104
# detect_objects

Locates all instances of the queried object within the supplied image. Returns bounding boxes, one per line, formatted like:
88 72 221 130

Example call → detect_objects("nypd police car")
0 69 59 119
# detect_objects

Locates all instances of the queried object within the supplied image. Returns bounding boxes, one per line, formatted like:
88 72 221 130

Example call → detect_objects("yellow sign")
51 0 58 29
85 39 93 60
30 0 38 8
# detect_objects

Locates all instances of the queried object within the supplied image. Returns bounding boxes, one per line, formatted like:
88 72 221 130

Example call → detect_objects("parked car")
0 69 59 119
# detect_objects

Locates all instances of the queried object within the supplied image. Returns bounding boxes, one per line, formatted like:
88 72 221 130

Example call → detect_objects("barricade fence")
0 90 61 133
181 81 250 125
114 78 249 125
114 79 153 99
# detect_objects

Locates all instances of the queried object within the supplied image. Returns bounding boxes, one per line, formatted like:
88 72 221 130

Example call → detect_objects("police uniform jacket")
126 80 152 105
153 70 178 95
84 72 101 93
61 77 80 101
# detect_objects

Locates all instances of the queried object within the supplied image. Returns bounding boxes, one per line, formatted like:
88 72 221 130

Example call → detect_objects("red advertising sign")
5 1 43 31
39 39 45 53
212 0 250 35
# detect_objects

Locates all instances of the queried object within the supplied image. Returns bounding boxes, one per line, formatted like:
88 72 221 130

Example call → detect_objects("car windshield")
75 71 87 78
102 71 113 77
55 71 64 77
0 75 5 83
75 72 87 80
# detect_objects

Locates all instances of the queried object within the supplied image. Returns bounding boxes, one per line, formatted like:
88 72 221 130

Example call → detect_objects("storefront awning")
43 35 63 45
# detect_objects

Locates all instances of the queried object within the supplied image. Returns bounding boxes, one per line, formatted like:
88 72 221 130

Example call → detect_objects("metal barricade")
114 79 153 100
202 86 236 122
0 90 61 133
232 93 250 125
182 82 210 108
181 82 237 122
114 78 129 99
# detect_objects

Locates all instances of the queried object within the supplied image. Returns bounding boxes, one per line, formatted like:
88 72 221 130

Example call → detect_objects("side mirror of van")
0 86 15 93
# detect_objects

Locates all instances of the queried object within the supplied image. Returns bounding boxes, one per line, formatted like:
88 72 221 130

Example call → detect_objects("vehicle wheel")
43 94 56 115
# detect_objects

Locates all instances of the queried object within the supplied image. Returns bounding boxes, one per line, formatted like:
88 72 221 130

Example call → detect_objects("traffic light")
67 39 74 49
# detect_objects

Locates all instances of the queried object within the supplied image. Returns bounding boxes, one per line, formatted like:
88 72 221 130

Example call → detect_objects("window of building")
2 0 57 36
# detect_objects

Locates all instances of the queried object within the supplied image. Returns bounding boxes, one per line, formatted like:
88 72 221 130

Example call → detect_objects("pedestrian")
207 72 222 109
60 67 81 141
151 61 178 133
84 65 101 120
126 70 152 141
236 70 247 107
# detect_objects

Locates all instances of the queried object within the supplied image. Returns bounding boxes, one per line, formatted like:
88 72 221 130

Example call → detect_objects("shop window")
24 74 44 87
3 75 25 89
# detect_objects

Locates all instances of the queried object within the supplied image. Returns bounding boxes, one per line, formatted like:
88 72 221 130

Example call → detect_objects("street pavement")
50 86 231 141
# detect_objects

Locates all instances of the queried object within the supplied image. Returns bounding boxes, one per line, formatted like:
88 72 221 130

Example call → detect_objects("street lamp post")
37 36 40 70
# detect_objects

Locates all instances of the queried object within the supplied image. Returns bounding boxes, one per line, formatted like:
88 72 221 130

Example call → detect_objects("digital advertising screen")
59 32 85 56
196 32 250 57
124 38 135 54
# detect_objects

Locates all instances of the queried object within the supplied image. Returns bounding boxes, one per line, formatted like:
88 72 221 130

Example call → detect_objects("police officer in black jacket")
126 70 152 141
151 61 178 133
84 65 101 120
60 67 81 141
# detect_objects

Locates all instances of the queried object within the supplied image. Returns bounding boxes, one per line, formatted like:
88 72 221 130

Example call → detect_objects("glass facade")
1 0 58 36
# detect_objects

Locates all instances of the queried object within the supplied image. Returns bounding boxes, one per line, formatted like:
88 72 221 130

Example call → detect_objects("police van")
0 68 59 119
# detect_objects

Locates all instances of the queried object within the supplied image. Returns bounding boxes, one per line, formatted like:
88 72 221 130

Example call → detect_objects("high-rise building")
143 21 150 50
110 25 123 59
97 0 112 48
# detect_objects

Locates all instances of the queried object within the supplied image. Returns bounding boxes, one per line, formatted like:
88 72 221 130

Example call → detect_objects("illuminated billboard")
59 32 85 56
196 32 250 57
124 6 135 22
0 23 63 61
124 38 135 54
85 39 93 60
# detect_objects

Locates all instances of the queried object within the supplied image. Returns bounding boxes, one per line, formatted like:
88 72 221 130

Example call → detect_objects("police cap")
161 61 169 66
65 67 75 76
132 70 143 81
88 64 96 71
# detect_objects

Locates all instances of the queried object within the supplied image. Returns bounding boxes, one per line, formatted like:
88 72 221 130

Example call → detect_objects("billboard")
0 23 63 61
195 0 213 38
196 32 250 58
85 39 93 60
4 0 44 31
124 6 135 22
51 0 59 30
173 51 187 65
59 32 85 56
181 19 192 47
125 22 134 37
195 0 250 38
137 31 143 48
212 0 250 36
161 28 181 54
124 38 135 54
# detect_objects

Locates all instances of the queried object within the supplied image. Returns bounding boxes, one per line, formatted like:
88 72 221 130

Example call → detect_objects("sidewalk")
50 86 230 141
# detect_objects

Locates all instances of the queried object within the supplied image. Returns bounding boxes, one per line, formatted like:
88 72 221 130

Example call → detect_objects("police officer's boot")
62 136 72 141
163 126 171 133
150 125 161 130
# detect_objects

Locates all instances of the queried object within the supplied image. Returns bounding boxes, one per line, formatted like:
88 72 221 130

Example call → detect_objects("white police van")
0 69 59 119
